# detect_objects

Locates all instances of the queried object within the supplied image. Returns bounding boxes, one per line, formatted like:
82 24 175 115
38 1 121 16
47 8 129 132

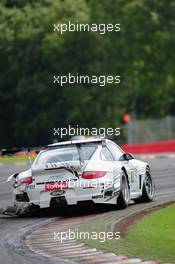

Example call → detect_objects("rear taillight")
82 171 106 179
18 176 33 185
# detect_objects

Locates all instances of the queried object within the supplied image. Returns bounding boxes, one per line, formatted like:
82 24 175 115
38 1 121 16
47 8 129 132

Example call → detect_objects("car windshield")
35 144 98 165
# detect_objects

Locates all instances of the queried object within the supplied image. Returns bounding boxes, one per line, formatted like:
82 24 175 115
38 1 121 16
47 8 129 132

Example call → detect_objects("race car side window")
107 142 124 161
101 147 114 161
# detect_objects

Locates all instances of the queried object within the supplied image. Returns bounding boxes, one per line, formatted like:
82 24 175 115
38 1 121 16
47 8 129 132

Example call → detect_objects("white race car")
7 138 155 214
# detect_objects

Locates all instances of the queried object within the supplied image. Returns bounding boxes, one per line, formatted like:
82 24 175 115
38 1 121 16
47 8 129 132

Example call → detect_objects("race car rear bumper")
13 187 120 209
13 177 121 209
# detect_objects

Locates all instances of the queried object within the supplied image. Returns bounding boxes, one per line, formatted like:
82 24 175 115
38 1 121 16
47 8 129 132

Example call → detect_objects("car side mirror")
119 153 134 161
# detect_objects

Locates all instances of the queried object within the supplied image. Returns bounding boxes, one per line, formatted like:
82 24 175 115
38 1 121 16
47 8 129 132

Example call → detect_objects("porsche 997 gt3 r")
6 138 155 214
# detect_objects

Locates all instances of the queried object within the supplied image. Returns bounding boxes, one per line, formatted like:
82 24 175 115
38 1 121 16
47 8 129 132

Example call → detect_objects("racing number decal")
129 169 139 192
130 171 135 183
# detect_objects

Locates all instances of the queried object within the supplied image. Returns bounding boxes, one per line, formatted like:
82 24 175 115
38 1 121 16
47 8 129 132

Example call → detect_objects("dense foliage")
0 0 175 147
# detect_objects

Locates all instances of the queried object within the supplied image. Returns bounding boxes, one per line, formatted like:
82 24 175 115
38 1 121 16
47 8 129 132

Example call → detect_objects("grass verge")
0 156 34 164
79 204 175 263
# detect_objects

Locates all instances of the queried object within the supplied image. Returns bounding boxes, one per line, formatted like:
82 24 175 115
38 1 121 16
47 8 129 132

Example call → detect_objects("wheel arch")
121 166 130 189
146 164 151 172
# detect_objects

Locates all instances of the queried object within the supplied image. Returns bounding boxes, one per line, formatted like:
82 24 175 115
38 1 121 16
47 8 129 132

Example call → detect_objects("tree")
0 0 175 147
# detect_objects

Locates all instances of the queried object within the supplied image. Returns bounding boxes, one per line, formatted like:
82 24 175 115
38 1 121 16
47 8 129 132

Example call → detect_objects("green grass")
0 156 34 164
79 204 175 263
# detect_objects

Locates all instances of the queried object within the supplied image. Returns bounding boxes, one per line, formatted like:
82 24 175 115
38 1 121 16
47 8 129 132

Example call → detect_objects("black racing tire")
134 171 155 204
116 172 130 209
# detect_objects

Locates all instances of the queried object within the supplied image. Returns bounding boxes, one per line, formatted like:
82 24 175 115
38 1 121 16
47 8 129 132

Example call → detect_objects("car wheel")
117 172 130 209
134 171 155 203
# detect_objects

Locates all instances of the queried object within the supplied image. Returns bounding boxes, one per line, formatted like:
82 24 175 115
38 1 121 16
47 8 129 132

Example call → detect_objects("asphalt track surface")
0 157 175 264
